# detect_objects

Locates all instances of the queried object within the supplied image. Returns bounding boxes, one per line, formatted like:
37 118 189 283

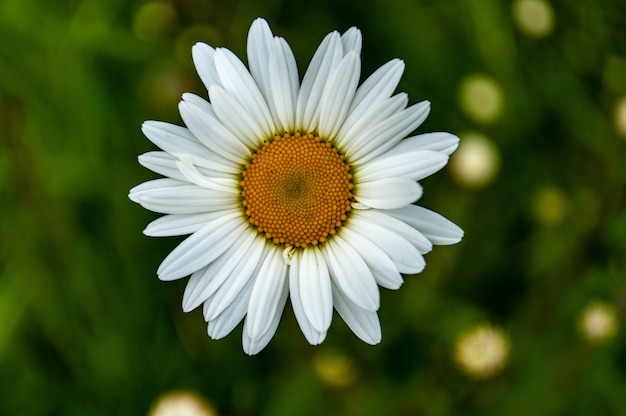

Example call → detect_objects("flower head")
130 18 463 354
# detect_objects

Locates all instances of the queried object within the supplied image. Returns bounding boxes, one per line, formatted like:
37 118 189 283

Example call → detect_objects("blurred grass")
1 0 626 414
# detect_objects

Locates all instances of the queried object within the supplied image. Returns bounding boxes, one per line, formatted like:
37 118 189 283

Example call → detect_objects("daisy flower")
129 18 463 355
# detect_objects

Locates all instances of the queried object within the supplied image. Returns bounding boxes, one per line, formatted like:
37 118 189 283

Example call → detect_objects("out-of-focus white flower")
450 132 500 188
148 390 218 416
579 301 618 344
454 324 510 378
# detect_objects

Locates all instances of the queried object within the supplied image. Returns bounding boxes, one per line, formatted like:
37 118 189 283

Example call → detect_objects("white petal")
214 48 275 135
341 27 362 55
192 42 221 93
348 59 405 117
318 51 361 140
298 247 333 333
350 101 431 166
141 121 239 174
355 150 448 182
181 265 214 312
246 17 274 98
340 227 403 290
182 229 257 312
321 236 379 311
207 276 254 339
157 211 247 280
354 177 423 210
144 212 225 237
138 152 185 181
385 205 464 245
347 213 425 274
208 85 269 149
245 248 288 341
268 37 299 132
176 159 240 193
385 132 460 157
129 179 239 214
336 94 408 150
360 209 433 254
203 236 267 320
178 98 250 163
289 251 327 345
296 31 343 132
332 281 381 344
139 151 236 180
243 279 289 355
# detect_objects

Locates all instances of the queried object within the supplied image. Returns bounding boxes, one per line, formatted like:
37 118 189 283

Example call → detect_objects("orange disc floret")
240 132 353 247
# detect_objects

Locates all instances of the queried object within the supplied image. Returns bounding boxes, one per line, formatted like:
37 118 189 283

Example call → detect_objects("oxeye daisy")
129 18 463 355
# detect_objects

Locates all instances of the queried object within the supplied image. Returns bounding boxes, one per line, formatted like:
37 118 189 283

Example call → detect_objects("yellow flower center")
241 132 353 247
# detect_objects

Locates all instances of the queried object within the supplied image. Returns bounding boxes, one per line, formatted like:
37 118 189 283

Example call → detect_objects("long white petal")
384 132 460 157
321 236 379 311
318 51 361 140
385 205 464 245
332 281 381 345
347 213 425 274
268 37 299 132
214 47 275 135
245 248 288 341
207 276 254 339
144 212 225 237
340 227 403 290
138 152 186 181
289 251 327 345
203 236 267 320
348 59 405 116
178 98 250 163
129 179 239 214
247 17 274 98
176 159 240 193
243 280 289 355
209 85 269 149
341 27 362 55
182 229 257 312
358 210 433 254
141 121 239 174
192 42 221 93
298 247 333 333
336 94 408 151
296 31 343 132
349 101 431 166
355 150 448 182
157 212 247 280
354 177 423 210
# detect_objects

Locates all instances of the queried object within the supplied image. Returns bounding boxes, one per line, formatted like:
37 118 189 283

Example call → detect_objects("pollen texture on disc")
241 132 353 247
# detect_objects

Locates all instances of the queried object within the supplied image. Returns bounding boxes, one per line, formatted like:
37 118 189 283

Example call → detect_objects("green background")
2 0 625 414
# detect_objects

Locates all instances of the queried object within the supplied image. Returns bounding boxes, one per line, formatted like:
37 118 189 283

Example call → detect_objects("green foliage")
1 0 625 414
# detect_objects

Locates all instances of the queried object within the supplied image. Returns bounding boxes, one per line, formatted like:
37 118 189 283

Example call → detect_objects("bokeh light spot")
458 74 504 123
148 390 218 416
450 132 501 189
533 186 568 226
133 1 179 42
454 324 511 379
579 301 619 344
512 0 555 38
614 97 626 138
